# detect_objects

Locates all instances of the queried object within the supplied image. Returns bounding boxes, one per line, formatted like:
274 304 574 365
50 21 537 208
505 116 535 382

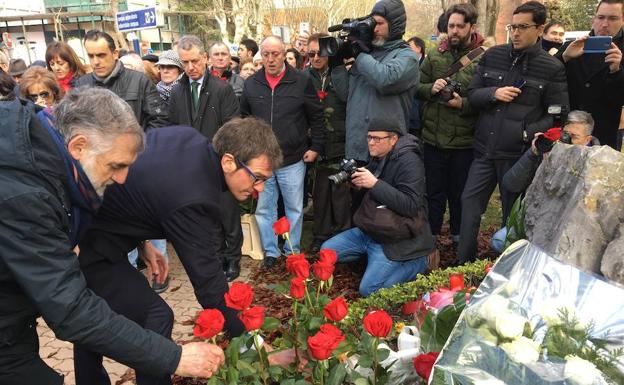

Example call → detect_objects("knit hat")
371 0 407 41
155 50 183 70
253 51 263 63
368 117 403 135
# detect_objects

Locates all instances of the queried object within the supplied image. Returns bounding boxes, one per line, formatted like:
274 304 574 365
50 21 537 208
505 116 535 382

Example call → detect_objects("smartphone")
513 79 526 89
584 36 612 54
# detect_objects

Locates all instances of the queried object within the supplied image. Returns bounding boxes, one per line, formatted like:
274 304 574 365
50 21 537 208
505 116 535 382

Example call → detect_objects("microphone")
328 24 344 32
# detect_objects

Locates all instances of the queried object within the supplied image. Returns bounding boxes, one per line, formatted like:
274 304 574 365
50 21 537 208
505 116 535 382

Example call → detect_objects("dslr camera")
328 159 359 185
534 105 572 154
439 78 461 103
318 15 377 65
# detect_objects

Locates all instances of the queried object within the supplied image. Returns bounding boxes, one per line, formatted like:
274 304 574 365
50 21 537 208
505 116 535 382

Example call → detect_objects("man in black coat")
457 1 568 264
558 0 624 149
0 85 222 385
169 35 243 281
321 117 434 297
75 30 168 130
74 117 283 385
241 35 325 268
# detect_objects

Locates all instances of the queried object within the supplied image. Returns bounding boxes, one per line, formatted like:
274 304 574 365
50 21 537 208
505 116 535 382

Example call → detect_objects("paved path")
38 247 260 385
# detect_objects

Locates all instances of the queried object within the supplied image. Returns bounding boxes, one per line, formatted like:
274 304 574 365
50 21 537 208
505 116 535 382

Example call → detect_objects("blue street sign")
116 7 158 32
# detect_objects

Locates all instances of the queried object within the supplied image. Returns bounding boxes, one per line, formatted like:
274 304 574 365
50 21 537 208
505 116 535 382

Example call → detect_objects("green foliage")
347 260 489 326
503 196 526 250
420 292 467 352
546 0 596 31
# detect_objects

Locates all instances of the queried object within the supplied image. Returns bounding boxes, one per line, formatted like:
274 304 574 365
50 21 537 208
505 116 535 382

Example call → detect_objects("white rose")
495 313 527 340
478 294 510 327
473 380 507 385
564 355 606 385
500 337 540 364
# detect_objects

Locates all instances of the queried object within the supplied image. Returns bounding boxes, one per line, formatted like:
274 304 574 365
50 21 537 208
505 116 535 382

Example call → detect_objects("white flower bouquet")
431 240 624 385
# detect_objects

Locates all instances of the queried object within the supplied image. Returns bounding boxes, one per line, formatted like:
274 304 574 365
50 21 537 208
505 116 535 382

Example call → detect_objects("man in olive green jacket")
415 3 483 253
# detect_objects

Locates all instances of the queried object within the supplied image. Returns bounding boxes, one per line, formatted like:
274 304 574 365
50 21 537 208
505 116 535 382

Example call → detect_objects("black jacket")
75 62 168 130
80 126 245 336
240 65 325 166
367 134 435 261
305 67 347 161
0 99 180 375
468 41 568 159
557 29 624 148
168 71 240 140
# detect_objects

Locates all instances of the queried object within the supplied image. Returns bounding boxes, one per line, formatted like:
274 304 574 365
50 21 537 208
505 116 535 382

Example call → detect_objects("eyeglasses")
28 91 51 101
505 24 539 32
235 158 267 185
367 135 392 143
307 51 321 58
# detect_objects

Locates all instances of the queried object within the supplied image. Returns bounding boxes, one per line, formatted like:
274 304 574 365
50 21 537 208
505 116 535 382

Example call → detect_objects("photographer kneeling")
491 110 598 252
321 118 435 297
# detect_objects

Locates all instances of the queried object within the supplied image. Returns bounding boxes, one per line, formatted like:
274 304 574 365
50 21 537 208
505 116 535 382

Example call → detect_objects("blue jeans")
322 228 428 297
128 239 169 268
256 160 305 258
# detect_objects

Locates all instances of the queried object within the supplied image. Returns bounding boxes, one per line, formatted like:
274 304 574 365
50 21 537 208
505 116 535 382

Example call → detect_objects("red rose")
224 282 254 311
272 216 290 236
543 127 562 141
323 297 348 322
363 310 393 338
239 306 265 331
290 277 306 300
449 273 464 291
193 309 225 339
413 352 440 381
318 249 338 265
312 260 335 281
485 263 493 274
307 326 345 360
317 90 328 101
286 255 310 278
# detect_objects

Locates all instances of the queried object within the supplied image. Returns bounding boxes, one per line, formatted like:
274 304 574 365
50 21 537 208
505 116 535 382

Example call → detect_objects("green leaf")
357 353 373 368
272 281 290 295
377 347 391 362
327 362 347 385
262 316 281 332
308 316 324 331
353 378 371 385
268 365 283 379
236 359 257 376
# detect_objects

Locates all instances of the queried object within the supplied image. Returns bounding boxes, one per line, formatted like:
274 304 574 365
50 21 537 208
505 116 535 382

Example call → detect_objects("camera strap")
442 46 487 78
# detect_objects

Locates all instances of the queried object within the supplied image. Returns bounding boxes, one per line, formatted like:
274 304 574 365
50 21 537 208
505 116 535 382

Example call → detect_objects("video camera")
318 15 377 66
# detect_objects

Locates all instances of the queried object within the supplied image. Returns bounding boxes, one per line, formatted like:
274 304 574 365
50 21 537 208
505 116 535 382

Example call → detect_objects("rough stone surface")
524 144 624 284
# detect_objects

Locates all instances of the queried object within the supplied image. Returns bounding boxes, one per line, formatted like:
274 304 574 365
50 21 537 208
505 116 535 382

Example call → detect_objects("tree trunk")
110 0 129 50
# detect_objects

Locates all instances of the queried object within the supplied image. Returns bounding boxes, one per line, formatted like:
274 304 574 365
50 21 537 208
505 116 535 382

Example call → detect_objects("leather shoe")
262 256 278 269
152 276 169 294
225 260 241 282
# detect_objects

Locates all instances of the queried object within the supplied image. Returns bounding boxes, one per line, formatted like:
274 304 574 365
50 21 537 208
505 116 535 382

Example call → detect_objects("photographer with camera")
489 110 597 252
456 1 568 264
321 118 435 297
415 3 484 256
331 0 420 163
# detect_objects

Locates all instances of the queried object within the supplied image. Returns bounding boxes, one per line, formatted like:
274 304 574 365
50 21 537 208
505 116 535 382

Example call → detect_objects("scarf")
57 71 74 92
37 110 102 247
156 74 183 102
93 60 123 85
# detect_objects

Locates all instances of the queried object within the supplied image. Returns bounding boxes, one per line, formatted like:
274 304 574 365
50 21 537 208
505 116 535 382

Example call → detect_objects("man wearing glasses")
321 118 434 297
73 117 283 384
558 0 624 149
240 35 325 268
457 1 568 264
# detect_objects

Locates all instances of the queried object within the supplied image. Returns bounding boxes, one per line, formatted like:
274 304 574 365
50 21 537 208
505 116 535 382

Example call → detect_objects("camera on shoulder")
318 15 377 66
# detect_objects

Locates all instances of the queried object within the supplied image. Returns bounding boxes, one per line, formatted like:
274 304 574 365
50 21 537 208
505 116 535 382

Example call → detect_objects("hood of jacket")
0 99 63 185
371 0 406 41
388 134 422 161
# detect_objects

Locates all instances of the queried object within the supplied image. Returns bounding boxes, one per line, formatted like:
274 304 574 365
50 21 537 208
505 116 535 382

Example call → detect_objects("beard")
449 34 470 49
80 152 110 197
372 37 386 47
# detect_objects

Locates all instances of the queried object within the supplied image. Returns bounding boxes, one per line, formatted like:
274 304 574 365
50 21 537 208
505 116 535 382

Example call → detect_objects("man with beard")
457 1 568 264
332 0 419 164
415 3 484 263
558 0 624 149
0 84 223 384
542 21 566 55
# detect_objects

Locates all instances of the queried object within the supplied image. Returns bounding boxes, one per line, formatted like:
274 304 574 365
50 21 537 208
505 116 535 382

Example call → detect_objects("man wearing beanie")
332 0 420 163
321 118 434 297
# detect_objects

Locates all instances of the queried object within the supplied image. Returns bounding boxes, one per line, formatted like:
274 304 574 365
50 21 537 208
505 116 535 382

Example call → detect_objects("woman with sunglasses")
45 41 89 92
19 67 62 109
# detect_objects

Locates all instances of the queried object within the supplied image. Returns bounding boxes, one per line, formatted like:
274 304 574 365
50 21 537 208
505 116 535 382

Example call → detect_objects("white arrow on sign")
145 10 155 25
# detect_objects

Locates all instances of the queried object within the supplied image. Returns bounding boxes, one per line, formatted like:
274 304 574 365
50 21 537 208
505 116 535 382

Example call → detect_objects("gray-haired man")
0 86 223 385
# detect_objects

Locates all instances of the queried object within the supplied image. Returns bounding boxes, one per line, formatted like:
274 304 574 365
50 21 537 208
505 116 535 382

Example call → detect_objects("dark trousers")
74 255 174 385
219 191 243 264
312 166 352 243
0 322 64 385
423 144 474 236
457 156 521 264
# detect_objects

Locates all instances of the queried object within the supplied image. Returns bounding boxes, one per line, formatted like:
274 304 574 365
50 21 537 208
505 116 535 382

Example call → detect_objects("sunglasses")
307 51 321 58
28 91 51 101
